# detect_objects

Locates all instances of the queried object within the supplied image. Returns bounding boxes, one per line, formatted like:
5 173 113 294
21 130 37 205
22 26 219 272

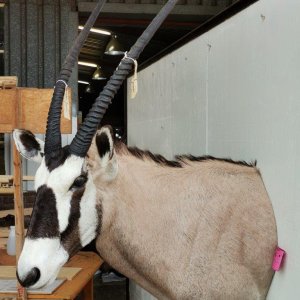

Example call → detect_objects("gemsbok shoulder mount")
13 0 277 299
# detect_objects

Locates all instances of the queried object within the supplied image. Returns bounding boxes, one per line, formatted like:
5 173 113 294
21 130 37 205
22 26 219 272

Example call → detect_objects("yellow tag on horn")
63 88 71 120
130 59 138 99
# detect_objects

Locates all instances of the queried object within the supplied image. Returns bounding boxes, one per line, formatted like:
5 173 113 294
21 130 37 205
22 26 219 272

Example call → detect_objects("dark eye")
71 175 87 189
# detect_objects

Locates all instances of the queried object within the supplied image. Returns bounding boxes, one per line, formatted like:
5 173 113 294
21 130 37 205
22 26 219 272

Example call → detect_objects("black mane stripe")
126 147 256 168
127 147 182 168
176 155 257 168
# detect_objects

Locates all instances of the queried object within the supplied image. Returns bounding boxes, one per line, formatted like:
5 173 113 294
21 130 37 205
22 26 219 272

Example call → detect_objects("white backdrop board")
127 0 300 299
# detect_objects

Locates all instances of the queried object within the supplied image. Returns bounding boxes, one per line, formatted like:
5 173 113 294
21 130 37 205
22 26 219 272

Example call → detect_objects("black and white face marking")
13 130 100 289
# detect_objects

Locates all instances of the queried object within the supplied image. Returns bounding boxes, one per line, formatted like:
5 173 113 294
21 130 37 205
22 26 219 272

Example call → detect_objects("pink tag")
272 247 285 271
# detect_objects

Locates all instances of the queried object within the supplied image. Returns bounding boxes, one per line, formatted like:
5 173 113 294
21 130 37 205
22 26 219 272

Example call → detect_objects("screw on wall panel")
207 44 212 51
260 14 266 21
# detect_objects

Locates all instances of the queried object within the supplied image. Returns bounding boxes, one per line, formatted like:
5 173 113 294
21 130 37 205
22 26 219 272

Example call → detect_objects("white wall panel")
206 1 300 299
127 0 300 299
128 37 208 159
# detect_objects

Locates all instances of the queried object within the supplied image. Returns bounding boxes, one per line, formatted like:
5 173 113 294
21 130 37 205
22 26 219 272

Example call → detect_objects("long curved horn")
44 0 106 156
70 0 178 157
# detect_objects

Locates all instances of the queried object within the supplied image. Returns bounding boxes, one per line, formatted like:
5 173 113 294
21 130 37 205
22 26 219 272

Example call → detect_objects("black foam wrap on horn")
69 0 178 157
44 0 107 156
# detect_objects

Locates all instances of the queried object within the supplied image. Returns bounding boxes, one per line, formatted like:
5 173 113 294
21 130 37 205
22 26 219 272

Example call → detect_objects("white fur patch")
34 154 86 233
17 238 69 289
34 160 50 191
47 155 85 233
78 178 98 247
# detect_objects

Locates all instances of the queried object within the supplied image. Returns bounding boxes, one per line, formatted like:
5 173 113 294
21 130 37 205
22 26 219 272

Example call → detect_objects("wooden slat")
0 88 72 134
0 76 18 89
0 188 14 194
0 176 35 194
0 176 35 182
0 208 32 219
0 228 9 238
0 229 27 238
19 88 72 134
0 90 17 132
57 268 82 281
0 238 6 249
0 266 82 281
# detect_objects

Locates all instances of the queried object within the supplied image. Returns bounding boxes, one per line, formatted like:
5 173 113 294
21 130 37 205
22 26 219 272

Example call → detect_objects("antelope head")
13 125 117 289
12 0 177 289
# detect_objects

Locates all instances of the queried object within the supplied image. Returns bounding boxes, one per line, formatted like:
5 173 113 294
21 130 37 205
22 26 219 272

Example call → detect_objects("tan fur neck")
89 147 276 299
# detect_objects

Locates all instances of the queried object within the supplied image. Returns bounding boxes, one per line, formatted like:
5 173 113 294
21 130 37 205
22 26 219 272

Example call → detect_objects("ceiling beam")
80 17 201 29
78 3 226 16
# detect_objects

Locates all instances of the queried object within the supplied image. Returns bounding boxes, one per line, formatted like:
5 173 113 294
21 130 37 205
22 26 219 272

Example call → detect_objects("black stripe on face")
61 188 84 256
27 185 59 239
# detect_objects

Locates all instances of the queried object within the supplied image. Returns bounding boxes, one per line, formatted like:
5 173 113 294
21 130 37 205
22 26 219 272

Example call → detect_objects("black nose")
17 267 41 287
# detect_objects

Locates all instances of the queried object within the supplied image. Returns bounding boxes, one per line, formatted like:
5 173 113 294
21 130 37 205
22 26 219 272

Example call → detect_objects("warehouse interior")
1 0 299 299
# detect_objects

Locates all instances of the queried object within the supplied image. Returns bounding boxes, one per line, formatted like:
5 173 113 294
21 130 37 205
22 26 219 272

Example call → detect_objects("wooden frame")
0 83 72 300
0 250 102 300
0 76 18 89
0 176 34 194
0 88 72 133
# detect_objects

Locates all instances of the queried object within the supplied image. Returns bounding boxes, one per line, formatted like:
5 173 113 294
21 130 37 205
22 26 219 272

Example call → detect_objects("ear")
13 129 44 163
95 126 118 181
